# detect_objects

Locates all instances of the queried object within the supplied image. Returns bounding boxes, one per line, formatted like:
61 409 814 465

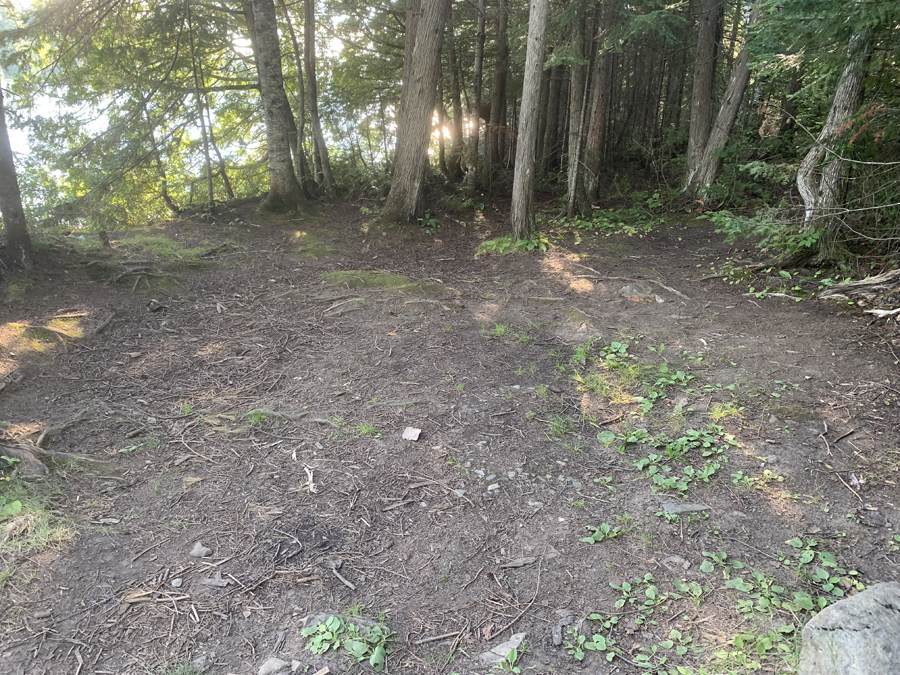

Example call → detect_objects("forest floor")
1 198 899 675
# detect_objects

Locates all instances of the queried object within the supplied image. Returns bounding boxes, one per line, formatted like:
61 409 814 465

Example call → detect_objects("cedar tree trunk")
510 0 549 239
382 0 451 222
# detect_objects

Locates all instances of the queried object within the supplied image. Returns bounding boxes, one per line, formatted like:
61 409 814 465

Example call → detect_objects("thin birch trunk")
466 0 486 199
305 0 335 195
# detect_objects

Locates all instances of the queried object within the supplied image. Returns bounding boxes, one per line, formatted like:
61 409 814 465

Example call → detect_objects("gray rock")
662 555 690 573
258 657 290 675
798 582 900 675
190 655 209 673
661 502 711 516
552 624 563 646
189 542 212 558
618 283 664 303
479 632 527 665
566 477 583 490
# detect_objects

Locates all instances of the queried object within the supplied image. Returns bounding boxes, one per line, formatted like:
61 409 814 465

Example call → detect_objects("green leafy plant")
580 522 623 544
301 615 393 672
476 234 550 256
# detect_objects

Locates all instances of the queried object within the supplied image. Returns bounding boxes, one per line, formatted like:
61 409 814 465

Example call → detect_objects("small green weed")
580 522 623 544
356 423 381 438
483 322 509 338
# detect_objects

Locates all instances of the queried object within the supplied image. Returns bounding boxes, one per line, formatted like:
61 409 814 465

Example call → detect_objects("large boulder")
798 582 900 675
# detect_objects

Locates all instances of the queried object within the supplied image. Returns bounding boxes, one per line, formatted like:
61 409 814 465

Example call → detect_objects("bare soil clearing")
1 202 899 675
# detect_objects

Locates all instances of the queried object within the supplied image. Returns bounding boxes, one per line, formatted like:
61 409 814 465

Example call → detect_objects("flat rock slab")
661 502 711 516
798 581 900 675
479 632 526 665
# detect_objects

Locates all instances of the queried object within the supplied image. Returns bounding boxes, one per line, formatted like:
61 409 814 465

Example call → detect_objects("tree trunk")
685 4 761 194
535 61 552 168
437 74 450 177
446 13 466 179
685 0 721 183
252 0 307 213
381 0 451 222
279 0 315 196
141 101 181 216
187 7 214 208
510 0 549 239
583 17 613 200
465 0 486 199
540 66 563 173
566 17 589 218
485 0 509 186
797 27 872 260
0 86 33 269
305 0 335 195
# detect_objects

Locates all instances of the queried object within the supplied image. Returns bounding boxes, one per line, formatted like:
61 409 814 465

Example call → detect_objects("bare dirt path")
1 202 898 675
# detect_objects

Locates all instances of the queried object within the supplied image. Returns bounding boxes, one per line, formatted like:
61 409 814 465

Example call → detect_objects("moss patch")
324 270 452 299
285 229 341 257
770 402 822 423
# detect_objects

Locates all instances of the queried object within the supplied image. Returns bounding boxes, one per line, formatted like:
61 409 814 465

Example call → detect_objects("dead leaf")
182 477 203 486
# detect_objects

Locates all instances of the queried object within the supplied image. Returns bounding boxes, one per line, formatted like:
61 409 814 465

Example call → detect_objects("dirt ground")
1 200 899 675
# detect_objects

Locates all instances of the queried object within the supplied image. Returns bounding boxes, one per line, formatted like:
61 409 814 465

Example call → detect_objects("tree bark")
485 0 509 186
279 0 314 196
465 0 486 199
446 13 466 179
797 27 872 260
305 0 336 195
0 86 33 269
510 0 549 239
539 66 563 173
685 4 761 194
381 0 451 222
252 0 307 213
141 101 181 216
187 7 214 208
685 0 721 183
565 16 589 218
583 15 614 200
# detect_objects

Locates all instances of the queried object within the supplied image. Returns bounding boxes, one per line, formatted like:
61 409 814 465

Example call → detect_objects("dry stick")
132 537 170 563
414 631 462 646
331 567 356 591
834 470 864 503
486 557 542 641
572 262 691 300
834 429 856 443
819 433 833 457
461 566 484 590
725 537 782 564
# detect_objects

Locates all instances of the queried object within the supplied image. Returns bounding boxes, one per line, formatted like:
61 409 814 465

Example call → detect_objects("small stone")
507 472 516 479
566 477 583 490
480 632 527 665
453 489 467 497
661 502 711 517
147 416 157 424
662 555 690 573
290 661 301 673
487 483 500 491
171 578 183 588
798 582 900 675
190 655 210 673
474 470 485 478
258 657 290 675
402 427 421 441
485 474 496 481
314 442 324 450
190 542 212 558
552 624 563 646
